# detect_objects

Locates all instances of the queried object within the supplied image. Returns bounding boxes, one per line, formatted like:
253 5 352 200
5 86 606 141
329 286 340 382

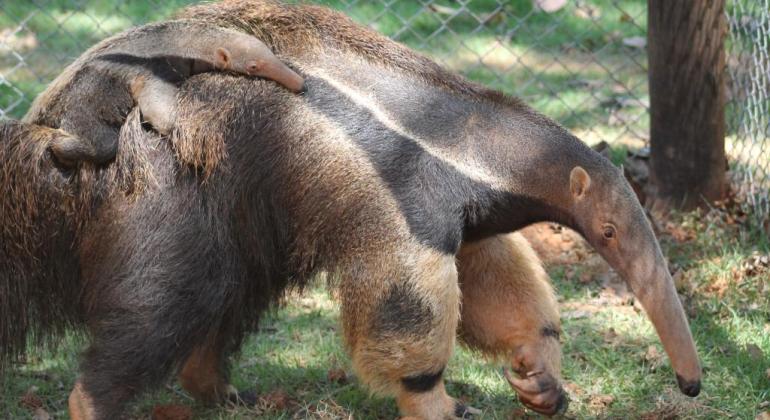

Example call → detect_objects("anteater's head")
559 162 702 397
214 31 305 93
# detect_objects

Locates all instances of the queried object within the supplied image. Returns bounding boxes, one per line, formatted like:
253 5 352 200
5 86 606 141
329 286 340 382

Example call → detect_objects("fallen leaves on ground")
255 389 295 413
327 368 348 384
756 412 770 420
742 253 770 277
665 222 696 243
151 404 193 420
19 387 43 410
672 269 696 294
562 381 585 398
704 275 732 298
587 394 614 410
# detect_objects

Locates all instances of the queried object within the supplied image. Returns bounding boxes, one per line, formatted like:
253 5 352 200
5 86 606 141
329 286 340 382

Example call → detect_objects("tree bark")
648 0 727 210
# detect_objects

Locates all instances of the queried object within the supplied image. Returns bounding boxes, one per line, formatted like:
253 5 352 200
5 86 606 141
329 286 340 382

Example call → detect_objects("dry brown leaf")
705 276 730 298
743 253 770 277
666 222 695 243
151 404 193 420
258 389 293 411
19 388 43 410
563 381 584 397
327 368 348 384
588 394 614 409
756 411 770 420
644 345 661 361
672 270 694 293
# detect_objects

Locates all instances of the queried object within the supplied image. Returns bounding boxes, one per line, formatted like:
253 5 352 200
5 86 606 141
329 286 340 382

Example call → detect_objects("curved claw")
503 368 568 416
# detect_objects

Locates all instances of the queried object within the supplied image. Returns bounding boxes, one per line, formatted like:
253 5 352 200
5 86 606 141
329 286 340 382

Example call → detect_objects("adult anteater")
6 1 700 418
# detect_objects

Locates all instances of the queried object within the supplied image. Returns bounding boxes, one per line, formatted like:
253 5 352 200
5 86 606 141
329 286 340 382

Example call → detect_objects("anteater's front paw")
504 368 568 416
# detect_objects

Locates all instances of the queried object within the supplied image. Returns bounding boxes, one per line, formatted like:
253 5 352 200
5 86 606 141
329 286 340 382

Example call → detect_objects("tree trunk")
648 0 727 210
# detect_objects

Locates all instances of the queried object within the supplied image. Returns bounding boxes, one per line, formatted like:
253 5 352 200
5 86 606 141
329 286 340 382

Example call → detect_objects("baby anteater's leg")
338 247 474 419
456 233 567 416
132 76 180 135
50 130 97 167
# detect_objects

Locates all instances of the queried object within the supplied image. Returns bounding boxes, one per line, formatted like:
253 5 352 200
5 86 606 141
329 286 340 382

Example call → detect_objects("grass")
1 0 768 418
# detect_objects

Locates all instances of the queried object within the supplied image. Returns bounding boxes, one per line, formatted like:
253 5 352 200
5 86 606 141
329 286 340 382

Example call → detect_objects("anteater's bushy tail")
0 112 159 367
0 120 85 366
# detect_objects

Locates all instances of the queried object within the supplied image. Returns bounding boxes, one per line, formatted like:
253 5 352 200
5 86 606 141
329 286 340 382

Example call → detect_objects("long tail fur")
0 113 154 367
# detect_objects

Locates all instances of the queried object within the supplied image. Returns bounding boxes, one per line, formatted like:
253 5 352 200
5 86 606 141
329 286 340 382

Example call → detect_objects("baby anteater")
24 20 305 166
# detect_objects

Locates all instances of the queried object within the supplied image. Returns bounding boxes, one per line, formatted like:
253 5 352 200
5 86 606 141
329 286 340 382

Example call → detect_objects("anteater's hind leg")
338 246 476 419
176 331 258 406
70 295 225 419
69 200 238 418
177 338 232 405
456 233 567 416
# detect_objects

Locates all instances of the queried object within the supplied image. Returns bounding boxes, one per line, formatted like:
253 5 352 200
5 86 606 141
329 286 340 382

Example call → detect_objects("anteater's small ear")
570 166 591 199
215 48 232 69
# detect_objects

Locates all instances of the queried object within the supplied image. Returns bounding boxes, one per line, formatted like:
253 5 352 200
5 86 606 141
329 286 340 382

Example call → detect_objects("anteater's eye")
602 224 617 240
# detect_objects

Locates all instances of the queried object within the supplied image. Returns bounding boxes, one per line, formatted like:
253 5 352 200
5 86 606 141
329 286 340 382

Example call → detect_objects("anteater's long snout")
621 251 702 397
263 59 306 93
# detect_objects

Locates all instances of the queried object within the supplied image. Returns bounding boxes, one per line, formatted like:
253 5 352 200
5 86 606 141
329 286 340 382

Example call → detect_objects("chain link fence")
0 0 767 218
727 0 770 220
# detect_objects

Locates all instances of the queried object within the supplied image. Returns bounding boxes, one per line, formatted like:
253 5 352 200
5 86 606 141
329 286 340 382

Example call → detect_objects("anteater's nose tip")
676 373 701 397
554 391 569 415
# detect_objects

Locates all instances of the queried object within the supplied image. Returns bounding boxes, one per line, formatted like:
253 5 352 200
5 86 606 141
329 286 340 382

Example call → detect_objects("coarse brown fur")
0 114 153 364
5 1 700 418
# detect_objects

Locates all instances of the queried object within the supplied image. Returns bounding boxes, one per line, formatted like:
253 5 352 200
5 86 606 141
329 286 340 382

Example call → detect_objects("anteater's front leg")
457 233 568 416
339 246 476 419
